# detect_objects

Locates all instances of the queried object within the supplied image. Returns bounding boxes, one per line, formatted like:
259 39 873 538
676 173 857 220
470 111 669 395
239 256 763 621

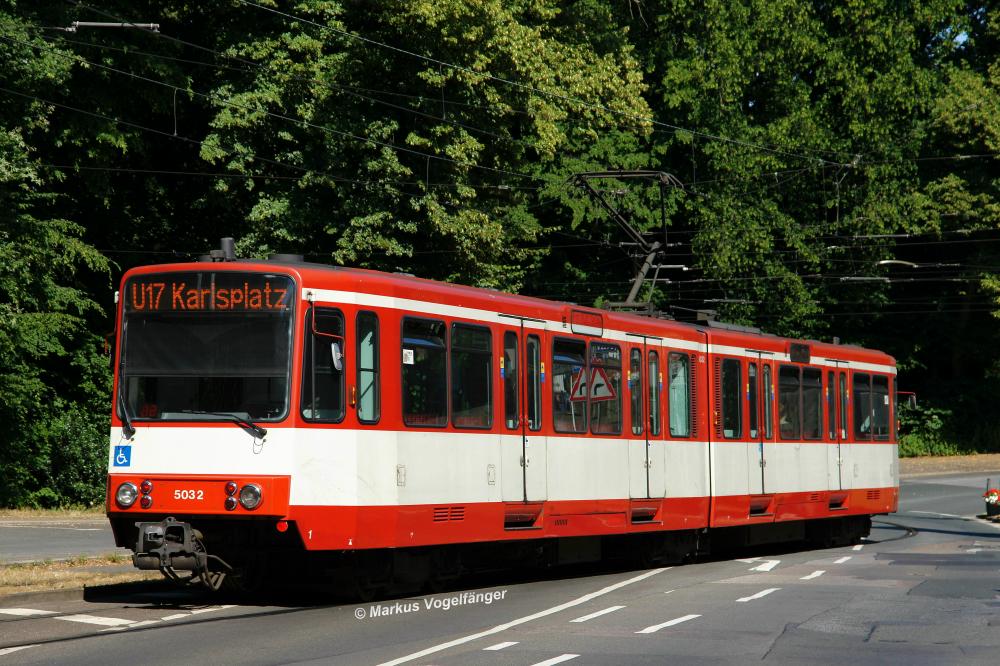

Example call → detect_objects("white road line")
750 559 780 572
636 614 701 634
663 589 675 595
189 605 238 615
0 608 56 617
530 655 579 666
375 567 671 666
834 556 852 564
800 570 826 580
908 510 963 519
54 614 134 627
570 605 625 623
736 588 780 603
735 558 758 564
102 620 161 632
482 641 518 651
0 645 38 656
161 613 189 621
852 544 864 551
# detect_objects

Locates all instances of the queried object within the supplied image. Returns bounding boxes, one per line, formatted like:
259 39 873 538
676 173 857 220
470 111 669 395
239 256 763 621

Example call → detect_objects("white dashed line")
750 559 780 572
102 620 161 632
800 570 826 580
570 605 625 623
0 608 56 616
852 544 864 551
636 614 701 634
908 510 962 518
483 641 518 651
54 614 135 627
834 556 852 564
0 645 38 656
736 588 780 603
161 613 189 621
530 655 579 666
189 605 238 615
663 589 675 595
376 567 671 666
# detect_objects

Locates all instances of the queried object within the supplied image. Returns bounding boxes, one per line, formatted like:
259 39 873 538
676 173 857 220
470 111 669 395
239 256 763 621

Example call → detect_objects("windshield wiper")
179 410 267 439
117 367 136 439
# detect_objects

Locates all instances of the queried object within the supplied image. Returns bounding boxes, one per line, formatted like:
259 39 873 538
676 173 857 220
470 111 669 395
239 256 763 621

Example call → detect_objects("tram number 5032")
173 489 204 500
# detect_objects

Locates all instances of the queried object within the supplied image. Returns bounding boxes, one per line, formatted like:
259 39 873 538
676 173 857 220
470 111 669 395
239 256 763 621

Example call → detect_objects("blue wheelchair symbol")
113 445 131 467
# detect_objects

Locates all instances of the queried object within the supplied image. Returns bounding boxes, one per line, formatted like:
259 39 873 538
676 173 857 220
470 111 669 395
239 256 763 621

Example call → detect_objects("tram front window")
119 272 294 422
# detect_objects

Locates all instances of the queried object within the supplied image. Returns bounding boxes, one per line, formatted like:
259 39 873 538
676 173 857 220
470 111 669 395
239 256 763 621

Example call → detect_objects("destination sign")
125 272 293 312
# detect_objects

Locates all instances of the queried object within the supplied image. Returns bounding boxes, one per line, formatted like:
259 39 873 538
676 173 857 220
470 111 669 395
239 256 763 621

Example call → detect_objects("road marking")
102 620 160 632
852 544 864 551
967 549 982 554
750 559 780 572
483 641 518 651
189 605 237 615
0 608 57 616
161 613 189 621
636 614 701 634
0 645 38 656
530 655 579 666
800 570 825 580
834 556 851 564
375 567 671 666
736 588 780 603
735 558 758 564
570 605 625 623
908 510 962 519
54 614 134 627
663 589 675 595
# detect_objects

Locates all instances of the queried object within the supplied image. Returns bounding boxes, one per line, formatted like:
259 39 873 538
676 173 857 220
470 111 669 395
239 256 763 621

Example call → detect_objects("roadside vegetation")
2 2 998 507
0 555 159 597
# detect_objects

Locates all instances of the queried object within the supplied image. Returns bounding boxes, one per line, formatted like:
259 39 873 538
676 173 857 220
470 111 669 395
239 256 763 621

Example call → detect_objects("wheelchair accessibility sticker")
113 445 131 467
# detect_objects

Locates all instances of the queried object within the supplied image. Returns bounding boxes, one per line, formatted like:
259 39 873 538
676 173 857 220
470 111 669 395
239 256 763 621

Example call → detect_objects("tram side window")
503 332 518 429
872 375 890 440
721 358 742 439
649 351 661 436
778 365 800 439
668 352 690 437
302 307 345 422
802 368 822 439
356 311 379 424
527 335 542 431
763 364 773 439
451 324 492 428
590 342 622 435
402 318 447 427
853 372 872 440
748 363 759 438
827 371 836 439
553 339 587 433
839 372 849 438
630 348 643 436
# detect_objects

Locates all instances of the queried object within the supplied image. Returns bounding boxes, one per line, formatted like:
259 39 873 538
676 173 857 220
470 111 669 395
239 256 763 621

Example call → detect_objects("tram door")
746 351 773 495
829 365 849 491
627 335 665 499
500 315 547 503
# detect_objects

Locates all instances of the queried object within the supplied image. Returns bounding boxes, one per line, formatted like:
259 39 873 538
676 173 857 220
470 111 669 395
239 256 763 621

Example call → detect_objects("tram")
106 239 898 590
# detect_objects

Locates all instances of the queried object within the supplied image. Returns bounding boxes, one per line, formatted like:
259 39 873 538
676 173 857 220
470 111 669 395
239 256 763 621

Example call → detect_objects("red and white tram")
106 241 898 589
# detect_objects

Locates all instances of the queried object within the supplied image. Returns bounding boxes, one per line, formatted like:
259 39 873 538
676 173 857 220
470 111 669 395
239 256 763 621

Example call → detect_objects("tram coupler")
133 516 208 573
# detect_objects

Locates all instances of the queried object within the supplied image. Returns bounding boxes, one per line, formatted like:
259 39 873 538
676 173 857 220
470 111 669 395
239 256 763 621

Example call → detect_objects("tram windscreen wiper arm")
179 410 267 439
118 366 135 439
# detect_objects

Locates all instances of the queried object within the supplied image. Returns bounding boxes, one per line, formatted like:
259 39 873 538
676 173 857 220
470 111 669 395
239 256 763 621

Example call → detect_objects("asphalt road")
0 518 126 564
2 472 999 665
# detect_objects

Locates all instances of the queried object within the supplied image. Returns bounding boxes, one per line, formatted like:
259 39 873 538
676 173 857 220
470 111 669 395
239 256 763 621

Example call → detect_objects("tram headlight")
239 483 262 510
115 482 138 508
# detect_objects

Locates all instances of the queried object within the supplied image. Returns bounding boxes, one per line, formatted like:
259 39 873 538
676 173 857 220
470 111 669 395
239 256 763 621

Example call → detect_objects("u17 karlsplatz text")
356 590 507 619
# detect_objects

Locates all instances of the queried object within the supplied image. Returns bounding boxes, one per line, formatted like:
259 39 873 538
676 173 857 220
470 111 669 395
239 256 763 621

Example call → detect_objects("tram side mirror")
331 341 343 372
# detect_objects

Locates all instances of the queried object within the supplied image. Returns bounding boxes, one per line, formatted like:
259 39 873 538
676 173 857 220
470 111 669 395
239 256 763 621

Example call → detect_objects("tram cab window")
668 352 690 437
590 342 622 435
872 375 890 440
763 364 773 439
402 318 447 427
302 307 345 421
356 311 379 424
802 368 822 440
778 365 801 439
630 348 643 436
721 358 742 438
552 339 587 433
839 372 849 438
451 324 492 428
